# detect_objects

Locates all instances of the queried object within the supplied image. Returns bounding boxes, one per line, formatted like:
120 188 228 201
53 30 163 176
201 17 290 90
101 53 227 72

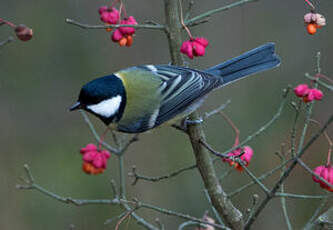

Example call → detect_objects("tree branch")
163 0 244 228
245 113 333 229
17 163 228 230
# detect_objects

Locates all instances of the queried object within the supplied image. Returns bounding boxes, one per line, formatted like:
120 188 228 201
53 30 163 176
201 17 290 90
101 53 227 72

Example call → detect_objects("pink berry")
15 24 33 41
312 88 323 100
80 143 97 154
304 13 315 23
312 165 333 192
119 16 137 35
242 146 253 162
180 37 209 59
194 37 209 47
92 154 104 168
107 8 120 24
313 165 325 182
303 89 315 103
111 29 123 41
83 151 97 162
180 40 194 59
101 150 111 159
192 41 206 56
98 6 108 15
294 84 309 97
100 12 111 23
315 14 326 27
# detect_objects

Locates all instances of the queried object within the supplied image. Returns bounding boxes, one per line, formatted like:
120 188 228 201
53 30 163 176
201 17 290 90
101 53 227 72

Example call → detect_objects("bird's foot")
180 117 203 130
184 118 203 125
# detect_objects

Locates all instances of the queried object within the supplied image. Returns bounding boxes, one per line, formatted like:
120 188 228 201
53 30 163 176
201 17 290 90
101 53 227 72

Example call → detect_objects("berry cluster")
180 37 209 59
294 84 323 103
223 146 253 172
304 12 326 35
111 16 137 47
98 5 137 47
313 165 333 192
80 144 111 175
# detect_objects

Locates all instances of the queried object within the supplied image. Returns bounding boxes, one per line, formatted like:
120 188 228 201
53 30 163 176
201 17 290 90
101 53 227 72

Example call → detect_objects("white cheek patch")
87 95 122 118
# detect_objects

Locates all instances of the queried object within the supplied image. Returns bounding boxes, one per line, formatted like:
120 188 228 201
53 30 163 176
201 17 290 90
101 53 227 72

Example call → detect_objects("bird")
70 43 280 133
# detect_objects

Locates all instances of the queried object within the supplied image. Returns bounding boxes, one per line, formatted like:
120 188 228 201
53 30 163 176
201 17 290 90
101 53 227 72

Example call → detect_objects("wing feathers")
121 65 221 132
150 65 221 126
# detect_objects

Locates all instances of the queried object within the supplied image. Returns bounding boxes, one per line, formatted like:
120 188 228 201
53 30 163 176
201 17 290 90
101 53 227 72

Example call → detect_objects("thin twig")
155 218 165 230
304 0 315 10
228 159 293 198
80 110 119 154
104 211 127 225
276 193 332 200
204 100 231 120
279 153 293 230
199 139 230 158
123 201 159 230
214 87 290 161
118 154 126 198
115 206 137 230
187 19 210 27
115 135 158 230
305 73 333 91
185 0 257 25
184 0 194 20
246 194 259 221
237 160 270 194
290 100 302 157
303 197 329 230
129 164 197 185
129 200 229 230
219 167 233 182
178 221 204 230
65 18 165 30
204 189 225 226
119 134 139 153
110 179 120 199
0 36 14 47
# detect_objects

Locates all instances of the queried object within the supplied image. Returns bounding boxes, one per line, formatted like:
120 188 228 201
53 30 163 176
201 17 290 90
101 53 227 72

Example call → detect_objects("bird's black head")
70 74 126 125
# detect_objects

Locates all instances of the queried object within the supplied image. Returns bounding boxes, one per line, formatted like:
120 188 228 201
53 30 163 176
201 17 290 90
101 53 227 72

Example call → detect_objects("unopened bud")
15 24 33 41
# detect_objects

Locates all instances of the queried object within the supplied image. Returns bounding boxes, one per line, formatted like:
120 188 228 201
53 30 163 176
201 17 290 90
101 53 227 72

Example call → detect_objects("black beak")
69 101 82 111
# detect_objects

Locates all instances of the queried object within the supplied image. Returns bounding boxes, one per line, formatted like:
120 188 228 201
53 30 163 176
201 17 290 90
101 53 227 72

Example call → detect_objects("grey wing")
138 65 222 127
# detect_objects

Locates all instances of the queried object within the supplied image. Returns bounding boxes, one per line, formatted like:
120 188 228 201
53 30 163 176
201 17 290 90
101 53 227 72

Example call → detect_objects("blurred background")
1 0 332 229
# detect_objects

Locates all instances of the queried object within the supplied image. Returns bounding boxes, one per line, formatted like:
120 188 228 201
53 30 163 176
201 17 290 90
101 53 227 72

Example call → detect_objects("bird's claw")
185 118 203 125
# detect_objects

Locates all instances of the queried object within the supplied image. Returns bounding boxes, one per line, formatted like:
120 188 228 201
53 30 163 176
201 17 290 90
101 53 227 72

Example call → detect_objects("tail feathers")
205 43 280 85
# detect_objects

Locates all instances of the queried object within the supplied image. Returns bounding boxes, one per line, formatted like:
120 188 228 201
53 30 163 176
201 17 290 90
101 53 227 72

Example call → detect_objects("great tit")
70 43 280 133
